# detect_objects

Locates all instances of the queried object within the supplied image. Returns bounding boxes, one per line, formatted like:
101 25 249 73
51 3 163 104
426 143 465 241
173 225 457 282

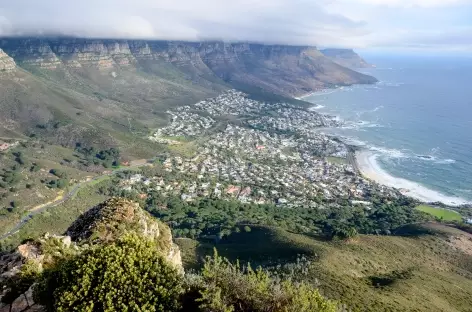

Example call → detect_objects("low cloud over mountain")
0 0 470 51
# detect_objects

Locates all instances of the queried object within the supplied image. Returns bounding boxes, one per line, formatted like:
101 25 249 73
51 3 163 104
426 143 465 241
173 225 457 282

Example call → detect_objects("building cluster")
149 111 215 142
140 90 401 206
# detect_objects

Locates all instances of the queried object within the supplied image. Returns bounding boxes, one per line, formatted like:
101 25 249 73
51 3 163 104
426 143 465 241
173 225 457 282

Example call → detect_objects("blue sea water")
306 55 472 204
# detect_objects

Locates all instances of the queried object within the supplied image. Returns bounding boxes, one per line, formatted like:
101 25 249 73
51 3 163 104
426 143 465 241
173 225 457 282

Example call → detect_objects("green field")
416 205 463 221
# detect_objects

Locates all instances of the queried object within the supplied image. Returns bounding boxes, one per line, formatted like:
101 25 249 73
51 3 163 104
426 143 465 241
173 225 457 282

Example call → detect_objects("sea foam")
356 150 469 206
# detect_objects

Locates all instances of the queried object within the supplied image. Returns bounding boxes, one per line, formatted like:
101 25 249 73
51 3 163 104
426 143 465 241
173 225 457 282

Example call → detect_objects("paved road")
0 161 154 240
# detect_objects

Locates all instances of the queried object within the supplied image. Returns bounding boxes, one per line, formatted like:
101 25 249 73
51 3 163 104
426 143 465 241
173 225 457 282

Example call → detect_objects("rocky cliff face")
0 38 376 97
0 49 16 73
320 48 372 69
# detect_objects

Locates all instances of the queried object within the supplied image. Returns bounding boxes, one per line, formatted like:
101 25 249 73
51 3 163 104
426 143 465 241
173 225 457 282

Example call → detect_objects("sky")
0 0 471 52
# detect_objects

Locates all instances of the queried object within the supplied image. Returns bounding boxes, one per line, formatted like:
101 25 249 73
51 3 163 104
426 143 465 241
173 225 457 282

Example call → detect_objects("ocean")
305 55 472 206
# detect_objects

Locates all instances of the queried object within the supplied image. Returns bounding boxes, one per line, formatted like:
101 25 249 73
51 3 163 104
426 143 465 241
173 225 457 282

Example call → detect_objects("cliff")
0 37 377 148
0 38 376 97
0 49 16 73
320 48 373 69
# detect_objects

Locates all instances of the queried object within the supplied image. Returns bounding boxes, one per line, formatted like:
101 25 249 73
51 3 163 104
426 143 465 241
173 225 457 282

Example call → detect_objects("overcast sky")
0 0 471 52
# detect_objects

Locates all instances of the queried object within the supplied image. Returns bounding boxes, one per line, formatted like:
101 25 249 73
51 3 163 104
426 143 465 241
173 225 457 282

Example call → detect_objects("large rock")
66 197 182 270
0 235 73 312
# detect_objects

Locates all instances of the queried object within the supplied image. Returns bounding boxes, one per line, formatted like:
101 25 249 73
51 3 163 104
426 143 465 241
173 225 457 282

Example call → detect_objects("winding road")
0 160 153 240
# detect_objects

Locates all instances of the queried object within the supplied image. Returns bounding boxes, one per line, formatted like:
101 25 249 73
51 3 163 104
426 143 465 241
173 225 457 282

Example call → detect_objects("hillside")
178 223 472 312
0 38 376 148
0 199 340 312
320 48 373 69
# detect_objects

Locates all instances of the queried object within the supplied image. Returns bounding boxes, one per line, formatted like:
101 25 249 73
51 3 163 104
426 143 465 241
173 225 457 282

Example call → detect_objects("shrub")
49 169 67 178
190 251 337 312
34 234 182 312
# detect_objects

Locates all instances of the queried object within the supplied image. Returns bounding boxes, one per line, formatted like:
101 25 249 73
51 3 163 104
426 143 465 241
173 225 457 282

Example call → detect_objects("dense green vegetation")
115 191 429 241
416 204 463 221
25 234 336 312
74 145 121 168
35 234 182 312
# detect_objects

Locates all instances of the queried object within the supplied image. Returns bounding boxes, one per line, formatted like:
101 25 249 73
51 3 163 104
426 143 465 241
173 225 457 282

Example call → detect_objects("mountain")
0 37 377 154
320 48 373 69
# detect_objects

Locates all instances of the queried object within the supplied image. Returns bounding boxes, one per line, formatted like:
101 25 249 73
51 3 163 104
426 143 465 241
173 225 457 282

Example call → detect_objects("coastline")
355 150 470 207
298 84 471 208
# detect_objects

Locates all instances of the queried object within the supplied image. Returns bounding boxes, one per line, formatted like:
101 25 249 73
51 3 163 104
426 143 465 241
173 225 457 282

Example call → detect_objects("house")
239 187 251 197
0 143 10 152
226 185 240 196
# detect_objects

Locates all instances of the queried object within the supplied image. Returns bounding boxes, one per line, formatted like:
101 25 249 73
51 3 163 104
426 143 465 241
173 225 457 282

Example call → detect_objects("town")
143 90 401 207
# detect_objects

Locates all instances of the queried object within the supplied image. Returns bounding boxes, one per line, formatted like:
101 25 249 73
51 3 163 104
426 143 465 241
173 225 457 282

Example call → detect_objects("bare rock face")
66 197 183 270
48 39 115 68
0 40 60 69
0 38 377 97
0 49 16 73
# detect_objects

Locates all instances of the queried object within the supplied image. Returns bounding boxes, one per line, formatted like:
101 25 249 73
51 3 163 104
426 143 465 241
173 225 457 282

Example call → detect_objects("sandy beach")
355 150 470 207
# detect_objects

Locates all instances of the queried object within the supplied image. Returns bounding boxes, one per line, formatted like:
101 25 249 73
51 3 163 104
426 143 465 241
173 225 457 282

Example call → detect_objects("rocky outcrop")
0 234 75 312
0 49 16 73
320 48 373 69
0 38 377 96
66 198 182 269
104 41 137 66
0 198 182 312
48 39 116 68
0 39 60 69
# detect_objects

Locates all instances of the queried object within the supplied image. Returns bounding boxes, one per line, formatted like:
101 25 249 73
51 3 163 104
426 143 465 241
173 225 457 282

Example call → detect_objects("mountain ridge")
320 48 373 69
0 37 377 96
0 37 377 152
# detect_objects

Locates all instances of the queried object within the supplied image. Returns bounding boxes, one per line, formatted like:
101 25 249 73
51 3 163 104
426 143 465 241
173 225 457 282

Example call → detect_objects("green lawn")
416 205 462 221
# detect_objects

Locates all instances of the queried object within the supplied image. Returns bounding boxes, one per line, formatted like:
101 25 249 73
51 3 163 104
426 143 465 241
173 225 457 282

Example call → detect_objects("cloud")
345 0 470 8
0 0 470 51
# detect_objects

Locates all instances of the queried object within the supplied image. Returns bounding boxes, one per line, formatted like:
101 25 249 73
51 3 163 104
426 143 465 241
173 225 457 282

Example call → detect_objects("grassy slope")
176 224 472 312
416 205 463 221
1 179 110 248
0 143 98 233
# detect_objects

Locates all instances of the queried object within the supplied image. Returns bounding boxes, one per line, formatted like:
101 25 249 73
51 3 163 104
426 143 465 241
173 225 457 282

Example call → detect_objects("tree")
34 234 182 312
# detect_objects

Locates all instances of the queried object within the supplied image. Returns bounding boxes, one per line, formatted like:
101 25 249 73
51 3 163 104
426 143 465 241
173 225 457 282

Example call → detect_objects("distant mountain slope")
320 48 373 69
0 38 377 148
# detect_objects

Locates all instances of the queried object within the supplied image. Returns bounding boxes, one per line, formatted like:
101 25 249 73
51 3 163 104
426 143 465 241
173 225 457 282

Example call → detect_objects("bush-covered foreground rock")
34 234 182 312
0 198 337 312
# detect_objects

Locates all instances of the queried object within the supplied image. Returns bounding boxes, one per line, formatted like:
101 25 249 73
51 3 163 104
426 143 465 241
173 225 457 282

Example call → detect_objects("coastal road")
0 160 154 240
